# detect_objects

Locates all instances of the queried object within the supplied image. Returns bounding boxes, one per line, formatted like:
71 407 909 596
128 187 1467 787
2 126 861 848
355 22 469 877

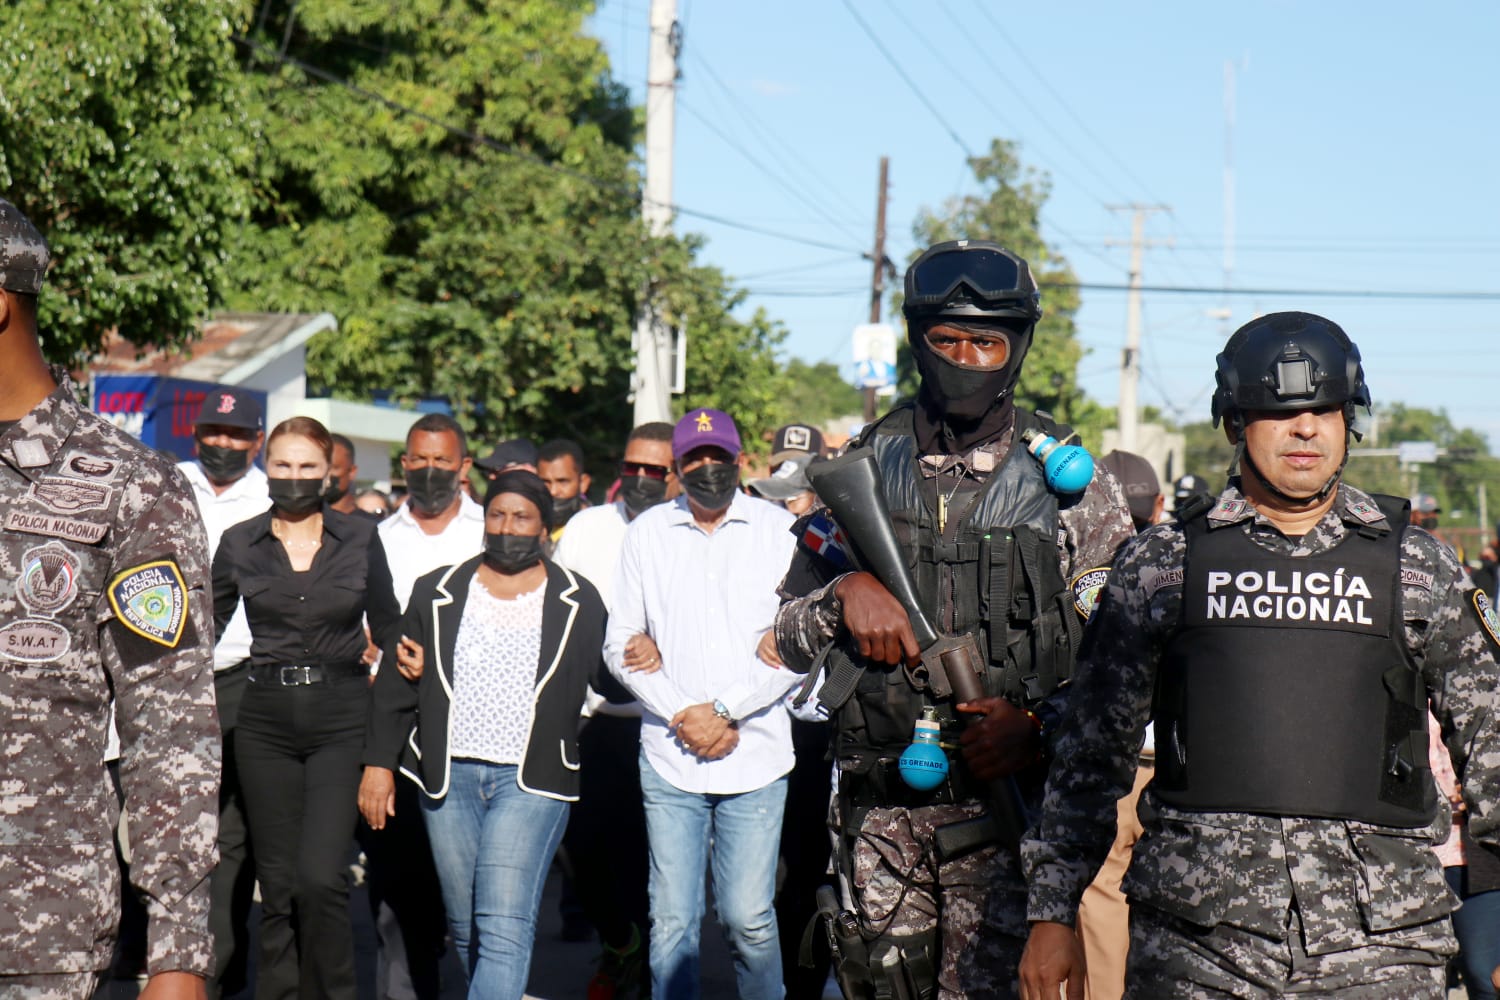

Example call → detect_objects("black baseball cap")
475 438 539 473
195 387 263 431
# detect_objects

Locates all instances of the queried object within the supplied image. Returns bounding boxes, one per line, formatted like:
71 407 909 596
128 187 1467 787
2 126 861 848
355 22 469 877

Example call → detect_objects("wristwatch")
712 699 734 723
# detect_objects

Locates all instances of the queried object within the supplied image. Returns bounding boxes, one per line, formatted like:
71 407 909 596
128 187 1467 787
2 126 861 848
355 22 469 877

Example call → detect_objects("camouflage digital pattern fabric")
0 971 104 999
849 801 1026 998
1125 903 1448 998
1023 480 1500 986
0 199 48 295
0 371 218 976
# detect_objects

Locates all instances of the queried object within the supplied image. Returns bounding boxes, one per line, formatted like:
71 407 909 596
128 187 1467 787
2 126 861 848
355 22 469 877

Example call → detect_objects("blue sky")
589 1 1500 442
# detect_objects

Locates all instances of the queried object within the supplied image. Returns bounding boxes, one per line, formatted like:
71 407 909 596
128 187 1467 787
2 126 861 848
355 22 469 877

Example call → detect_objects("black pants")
237 672 368 1000
563 713 650 951
778 718 835 1000
209 662 255 998
355 778 446 1000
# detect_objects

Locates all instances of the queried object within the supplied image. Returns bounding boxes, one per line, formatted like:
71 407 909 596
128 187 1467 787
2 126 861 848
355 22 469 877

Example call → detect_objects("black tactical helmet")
1211 312 1370 429
902 240 1043 327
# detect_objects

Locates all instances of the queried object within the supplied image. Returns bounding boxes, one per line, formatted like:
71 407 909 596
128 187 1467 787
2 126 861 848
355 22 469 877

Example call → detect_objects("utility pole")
864 157 890 423
1106 204 1169 453
631 0 680 426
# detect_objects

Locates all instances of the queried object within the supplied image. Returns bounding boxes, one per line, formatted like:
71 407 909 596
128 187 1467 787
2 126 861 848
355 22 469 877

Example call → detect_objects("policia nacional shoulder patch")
107 560 189 648
1071 567 1112 620
1473 591 1500 652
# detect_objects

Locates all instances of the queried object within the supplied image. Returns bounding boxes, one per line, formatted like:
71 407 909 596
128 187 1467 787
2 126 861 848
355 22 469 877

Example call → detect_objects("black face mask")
914 348 1018 423
483 531 544 574
268 477 325 516
681 463 740 512
406 466 460 516
323 475 349 505
549 494 582 529
619 475 669 519
198 442 252 484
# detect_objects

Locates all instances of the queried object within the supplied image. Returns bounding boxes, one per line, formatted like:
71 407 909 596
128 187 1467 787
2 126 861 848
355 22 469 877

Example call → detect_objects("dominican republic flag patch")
801 511 852 569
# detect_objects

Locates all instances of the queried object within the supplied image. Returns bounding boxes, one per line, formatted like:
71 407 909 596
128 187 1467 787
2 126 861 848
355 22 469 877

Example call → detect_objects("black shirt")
212 508 400 667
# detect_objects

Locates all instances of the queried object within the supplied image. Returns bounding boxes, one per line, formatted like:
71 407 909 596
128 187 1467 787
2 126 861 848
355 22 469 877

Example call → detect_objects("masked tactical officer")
1019 312 1500 999
774 240 1133 998
0 200 219 998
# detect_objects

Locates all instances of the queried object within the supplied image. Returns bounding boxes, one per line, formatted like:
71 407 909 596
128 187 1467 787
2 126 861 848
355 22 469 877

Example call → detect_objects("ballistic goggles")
903 240 1041 321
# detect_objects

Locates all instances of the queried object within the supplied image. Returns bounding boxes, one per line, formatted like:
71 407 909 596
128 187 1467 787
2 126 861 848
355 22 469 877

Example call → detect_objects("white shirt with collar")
378 492 487 612
177 460 269 671
605 490 800 795
553 499 640 718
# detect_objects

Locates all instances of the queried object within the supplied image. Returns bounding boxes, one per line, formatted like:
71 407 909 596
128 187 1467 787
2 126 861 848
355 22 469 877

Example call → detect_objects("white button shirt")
177 460 269 671
553 499 640 718
378 493 487 612
605 490 800 795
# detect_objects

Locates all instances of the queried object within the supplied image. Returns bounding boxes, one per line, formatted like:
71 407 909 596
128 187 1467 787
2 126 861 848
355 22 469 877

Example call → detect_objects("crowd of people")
7 194 1500 1000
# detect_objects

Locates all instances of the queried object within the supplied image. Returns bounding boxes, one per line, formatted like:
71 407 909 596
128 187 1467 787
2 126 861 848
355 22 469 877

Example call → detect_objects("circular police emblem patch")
1473 591 1500 651
18 542 80 616
1071 567 1112 620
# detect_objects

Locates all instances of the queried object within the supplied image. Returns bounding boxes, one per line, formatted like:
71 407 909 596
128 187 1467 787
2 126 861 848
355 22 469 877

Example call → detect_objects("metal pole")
632 0 678 425
864 157 889 423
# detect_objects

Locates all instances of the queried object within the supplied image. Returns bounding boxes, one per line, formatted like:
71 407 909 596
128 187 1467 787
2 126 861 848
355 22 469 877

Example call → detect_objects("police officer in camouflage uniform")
774 240 1132 999
1020 312 1500 999
0 199 219 998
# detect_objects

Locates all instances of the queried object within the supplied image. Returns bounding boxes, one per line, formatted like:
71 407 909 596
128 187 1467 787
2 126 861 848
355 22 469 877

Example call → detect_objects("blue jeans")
420 760 570 1000
1448 867 1500 1000
639 752 787 1000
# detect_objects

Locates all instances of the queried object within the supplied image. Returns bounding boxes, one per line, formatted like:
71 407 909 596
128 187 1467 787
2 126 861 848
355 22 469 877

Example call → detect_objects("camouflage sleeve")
774 510 852 674
1404 528 1500 860
99 467 219 977
1057 462 1134 582
1022 525 1181 925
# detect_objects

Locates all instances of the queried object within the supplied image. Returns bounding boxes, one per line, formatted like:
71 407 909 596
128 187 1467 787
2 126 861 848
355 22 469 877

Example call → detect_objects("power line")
1049 281 1500 301
686 50 867 223
677 98 868 247
837 0 974 158
231 34 867 257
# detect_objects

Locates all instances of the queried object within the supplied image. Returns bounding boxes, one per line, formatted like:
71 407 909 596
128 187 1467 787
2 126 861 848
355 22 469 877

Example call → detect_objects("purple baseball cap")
672 408 741 461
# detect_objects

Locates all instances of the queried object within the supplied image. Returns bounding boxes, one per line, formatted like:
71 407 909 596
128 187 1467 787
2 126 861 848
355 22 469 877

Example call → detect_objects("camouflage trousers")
848 800 1025 1000
0 972 103 1000
1126 902 1450 998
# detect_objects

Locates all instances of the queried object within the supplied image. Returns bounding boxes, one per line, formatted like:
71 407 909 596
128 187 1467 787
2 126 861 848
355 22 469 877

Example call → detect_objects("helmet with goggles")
902 240 1043 326
1211 312 1370 430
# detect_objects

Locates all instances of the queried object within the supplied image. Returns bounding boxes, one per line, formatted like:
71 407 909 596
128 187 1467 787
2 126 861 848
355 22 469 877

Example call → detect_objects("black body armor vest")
834 406 1080 764
1153 502 1436 828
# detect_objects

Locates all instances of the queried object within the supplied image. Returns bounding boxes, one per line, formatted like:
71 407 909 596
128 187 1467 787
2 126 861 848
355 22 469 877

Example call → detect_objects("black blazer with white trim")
362 555 618 802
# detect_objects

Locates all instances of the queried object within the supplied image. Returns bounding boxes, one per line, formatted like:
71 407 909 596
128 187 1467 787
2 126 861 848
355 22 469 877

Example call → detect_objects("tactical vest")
1153 502 1436 827
834 406 1080 763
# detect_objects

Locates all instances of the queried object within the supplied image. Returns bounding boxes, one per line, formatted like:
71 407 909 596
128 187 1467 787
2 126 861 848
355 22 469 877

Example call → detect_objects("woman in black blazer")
359 471 615 1000
214 416 401 1000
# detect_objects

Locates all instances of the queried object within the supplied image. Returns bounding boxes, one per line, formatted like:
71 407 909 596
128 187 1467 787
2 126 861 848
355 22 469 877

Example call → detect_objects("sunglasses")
621 461 671 481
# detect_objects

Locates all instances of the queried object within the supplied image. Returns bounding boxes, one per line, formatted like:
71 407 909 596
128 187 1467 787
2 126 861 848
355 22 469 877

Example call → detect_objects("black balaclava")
910 318 1033 455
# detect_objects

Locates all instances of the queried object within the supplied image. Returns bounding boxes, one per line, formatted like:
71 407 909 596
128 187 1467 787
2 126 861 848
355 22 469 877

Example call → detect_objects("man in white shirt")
368 412 485 999
605 408 799 1000
380 413 485 610
175 385 269 998
553 421 677 996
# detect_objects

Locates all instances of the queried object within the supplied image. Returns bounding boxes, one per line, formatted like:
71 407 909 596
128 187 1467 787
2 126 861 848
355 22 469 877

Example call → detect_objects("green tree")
780 358 864 430
231 0 786 463
908 138 1103 443
0 0 254 361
